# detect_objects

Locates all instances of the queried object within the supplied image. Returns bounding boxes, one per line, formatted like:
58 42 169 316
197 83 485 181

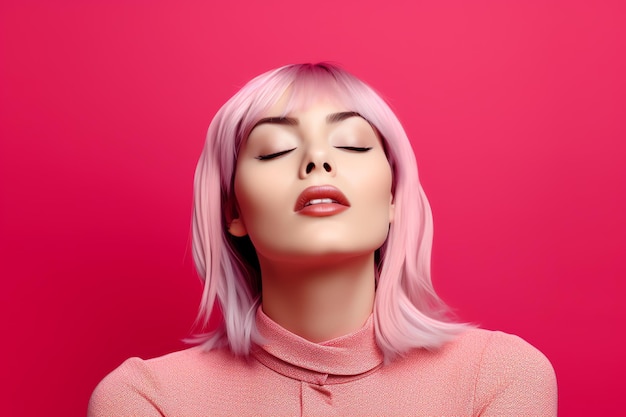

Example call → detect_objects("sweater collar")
252 307 384 385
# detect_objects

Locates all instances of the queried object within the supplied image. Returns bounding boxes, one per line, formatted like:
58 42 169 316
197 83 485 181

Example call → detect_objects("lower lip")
297 203 349 217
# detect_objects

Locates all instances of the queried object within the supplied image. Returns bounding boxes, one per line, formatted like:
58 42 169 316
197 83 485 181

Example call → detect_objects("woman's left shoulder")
386 328 557 415
457 328 555 374
454 328 558 415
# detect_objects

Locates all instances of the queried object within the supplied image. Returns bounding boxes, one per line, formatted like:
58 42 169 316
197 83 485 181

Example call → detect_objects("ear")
389 194 395 224
228 217 248 237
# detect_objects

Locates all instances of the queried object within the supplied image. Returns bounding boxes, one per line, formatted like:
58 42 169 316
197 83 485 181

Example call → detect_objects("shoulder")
461 329 556 385
452 327 553 365
395 328 557 416
403 327 553 372
460 328 558 416
395 328 556 387
87 346 240 417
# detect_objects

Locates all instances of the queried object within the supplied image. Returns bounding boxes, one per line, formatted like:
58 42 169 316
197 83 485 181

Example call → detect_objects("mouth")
294 185 350 217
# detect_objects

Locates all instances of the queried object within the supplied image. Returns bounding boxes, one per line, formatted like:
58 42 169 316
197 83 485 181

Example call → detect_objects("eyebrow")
326 111 363 124
251 111 364 130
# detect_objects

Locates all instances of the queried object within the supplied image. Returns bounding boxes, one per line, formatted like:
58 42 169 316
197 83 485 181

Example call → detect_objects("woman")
89 63 557 416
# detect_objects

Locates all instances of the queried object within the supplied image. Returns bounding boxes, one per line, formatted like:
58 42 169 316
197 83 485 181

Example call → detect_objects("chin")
252 227 390 265
265 242 384 263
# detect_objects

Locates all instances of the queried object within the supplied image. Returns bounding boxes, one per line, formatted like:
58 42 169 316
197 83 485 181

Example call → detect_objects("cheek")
359 158 393 208
349 157 394 236
233 168 292 243
370 164 394 231
234 172 267 225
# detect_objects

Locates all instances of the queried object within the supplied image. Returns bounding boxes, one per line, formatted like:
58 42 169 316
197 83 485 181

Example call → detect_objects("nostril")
306 162 315 174
323 162 332 172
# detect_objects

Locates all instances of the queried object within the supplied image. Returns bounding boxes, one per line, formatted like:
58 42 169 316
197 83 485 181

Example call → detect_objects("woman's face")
231 96 394 266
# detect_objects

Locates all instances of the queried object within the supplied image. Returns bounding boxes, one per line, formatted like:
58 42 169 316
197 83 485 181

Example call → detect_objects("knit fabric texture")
88 308 557 416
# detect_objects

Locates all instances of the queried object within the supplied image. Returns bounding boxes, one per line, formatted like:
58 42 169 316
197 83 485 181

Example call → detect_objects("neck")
259 253 376 343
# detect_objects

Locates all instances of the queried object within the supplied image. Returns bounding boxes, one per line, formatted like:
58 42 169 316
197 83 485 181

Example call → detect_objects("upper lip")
294 185 351 212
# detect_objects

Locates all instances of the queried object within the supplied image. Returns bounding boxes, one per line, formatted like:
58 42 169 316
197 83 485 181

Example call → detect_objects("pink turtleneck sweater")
88 309 557 416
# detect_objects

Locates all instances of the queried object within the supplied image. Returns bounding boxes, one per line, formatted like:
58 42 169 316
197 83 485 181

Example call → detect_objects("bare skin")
259 252 376 343
231 96 393 343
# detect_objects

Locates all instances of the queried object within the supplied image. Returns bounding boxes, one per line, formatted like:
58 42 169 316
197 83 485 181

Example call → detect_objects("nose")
299 147 335 178
305 161 332 174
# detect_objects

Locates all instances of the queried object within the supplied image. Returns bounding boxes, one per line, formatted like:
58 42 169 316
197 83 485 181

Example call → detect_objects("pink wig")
192 63 469 361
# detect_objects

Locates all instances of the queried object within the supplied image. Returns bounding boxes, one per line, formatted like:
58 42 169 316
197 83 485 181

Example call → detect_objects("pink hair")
192 63 469 361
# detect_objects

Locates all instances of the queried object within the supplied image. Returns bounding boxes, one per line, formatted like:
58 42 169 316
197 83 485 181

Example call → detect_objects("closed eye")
255 148 296 160
335 146 373 152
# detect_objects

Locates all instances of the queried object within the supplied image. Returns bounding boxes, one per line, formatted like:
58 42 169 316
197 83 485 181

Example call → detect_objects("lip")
294 185 351 217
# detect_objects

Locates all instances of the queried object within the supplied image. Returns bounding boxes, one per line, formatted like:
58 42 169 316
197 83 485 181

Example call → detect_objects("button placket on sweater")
252 307 384 412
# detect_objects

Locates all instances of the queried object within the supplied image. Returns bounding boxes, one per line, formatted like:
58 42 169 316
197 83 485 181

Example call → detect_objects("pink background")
1 1 624 415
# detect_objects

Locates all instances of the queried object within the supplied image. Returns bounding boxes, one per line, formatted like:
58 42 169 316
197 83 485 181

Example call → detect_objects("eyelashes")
255 148 297 160
256 146 372 160
334 146 373 152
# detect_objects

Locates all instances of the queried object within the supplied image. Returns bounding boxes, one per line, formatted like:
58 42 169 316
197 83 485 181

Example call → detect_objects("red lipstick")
294 185 350 217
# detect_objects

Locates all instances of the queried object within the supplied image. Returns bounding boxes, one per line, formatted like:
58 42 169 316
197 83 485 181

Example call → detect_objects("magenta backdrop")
1 1 624 415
